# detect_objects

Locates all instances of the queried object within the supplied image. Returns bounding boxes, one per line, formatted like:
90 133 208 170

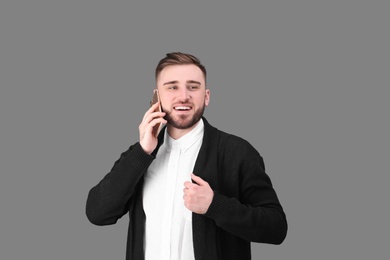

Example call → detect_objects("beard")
163 104 205 130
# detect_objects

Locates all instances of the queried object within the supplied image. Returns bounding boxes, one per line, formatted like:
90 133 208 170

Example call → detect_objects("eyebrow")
187 80 201 85
163 81 178 86
163 80 202 86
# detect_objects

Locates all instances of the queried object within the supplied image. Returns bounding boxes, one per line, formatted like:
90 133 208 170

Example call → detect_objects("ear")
204 89 210 107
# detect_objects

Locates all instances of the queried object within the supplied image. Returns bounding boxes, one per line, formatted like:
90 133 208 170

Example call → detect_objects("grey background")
1 0 389 259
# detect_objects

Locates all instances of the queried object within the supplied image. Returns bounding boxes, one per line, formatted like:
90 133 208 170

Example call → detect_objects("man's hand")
183 174 214 214
139 102 166 154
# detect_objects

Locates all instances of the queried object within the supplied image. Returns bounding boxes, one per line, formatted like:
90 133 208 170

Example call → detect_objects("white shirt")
143 119 204 260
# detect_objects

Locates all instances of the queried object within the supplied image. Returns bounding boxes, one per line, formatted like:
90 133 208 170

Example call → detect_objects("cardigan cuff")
130 142 155 162
119 143 155 178
203 191 232 221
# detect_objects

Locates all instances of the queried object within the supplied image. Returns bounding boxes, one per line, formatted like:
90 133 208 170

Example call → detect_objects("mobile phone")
150 89 163 137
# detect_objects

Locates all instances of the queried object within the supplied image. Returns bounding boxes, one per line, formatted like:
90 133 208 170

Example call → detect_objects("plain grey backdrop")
1 0 389 259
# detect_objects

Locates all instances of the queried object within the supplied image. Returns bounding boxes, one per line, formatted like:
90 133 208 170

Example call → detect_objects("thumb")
191 173 207 186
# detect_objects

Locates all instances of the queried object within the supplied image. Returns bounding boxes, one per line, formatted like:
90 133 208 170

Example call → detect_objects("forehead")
157 64 205 85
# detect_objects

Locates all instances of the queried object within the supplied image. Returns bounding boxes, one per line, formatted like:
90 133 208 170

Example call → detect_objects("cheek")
160 97 172 111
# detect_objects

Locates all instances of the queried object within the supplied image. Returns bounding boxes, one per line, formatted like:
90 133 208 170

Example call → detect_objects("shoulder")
203 118 261 158
220 131 261 158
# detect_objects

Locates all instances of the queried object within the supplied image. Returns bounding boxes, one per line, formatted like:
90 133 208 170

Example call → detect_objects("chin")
172 119 198 129
166 115 199 130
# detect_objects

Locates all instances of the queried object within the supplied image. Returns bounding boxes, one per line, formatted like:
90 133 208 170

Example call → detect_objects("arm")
204 138 288 244
86 101 167 226
85 143 154 226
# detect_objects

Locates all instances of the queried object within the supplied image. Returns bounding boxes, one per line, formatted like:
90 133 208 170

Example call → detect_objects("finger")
140 116 165 135
184 181 194 189
183 186 191 194
143 102 163 121
191 173 207 186
142 104 156 121
144 111 166 125
150 116 167 127
143 112 166 130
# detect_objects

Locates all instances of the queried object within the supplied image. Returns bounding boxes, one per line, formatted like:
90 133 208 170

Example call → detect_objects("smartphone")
150 89 163 137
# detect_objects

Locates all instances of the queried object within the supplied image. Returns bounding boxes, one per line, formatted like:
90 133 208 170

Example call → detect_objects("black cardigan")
86 118 287 260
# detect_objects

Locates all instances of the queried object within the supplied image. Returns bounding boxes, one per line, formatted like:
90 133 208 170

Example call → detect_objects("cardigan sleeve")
85 142 154 226
203 136 288 244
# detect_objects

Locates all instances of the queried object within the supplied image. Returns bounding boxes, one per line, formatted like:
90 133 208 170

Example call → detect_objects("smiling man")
86 52 288 260
156 63 209 138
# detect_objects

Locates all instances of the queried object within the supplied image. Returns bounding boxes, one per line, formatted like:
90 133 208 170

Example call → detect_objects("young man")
86 52 287 260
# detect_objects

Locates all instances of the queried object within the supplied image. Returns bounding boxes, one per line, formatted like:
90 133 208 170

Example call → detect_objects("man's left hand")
183 174 214 214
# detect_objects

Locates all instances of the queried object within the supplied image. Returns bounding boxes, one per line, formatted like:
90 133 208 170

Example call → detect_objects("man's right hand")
139 102 166 155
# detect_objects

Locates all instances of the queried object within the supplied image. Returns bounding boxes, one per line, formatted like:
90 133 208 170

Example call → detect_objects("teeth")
175 106 191 110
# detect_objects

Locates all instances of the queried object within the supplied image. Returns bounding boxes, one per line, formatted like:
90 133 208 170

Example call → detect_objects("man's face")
157 64 210 130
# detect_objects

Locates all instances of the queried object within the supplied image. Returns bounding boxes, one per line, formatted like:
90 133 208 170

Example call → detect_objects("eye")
189 85 200 90
168 85 178 90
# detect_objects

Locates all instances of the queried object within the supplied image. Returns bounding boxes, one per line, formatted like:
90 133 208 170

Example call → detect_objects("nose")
178 88 190 101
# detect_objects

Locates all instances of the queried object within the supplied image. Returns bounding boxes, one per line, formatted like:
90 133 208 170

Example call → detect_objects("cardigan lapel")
192 117 219 187
192 117 221 260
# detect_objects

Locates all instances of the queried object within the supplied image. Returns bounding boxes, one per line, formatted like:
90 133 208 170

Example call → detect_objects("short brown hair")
155 52 207 82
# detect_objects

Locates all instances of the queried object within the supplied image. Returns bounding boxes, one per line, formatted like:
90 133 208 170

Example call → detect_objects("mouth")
173 105 192 111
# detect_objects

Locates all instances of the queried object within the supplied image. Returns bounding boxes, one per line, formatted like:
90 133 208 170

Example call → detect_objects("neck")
167 121 200 140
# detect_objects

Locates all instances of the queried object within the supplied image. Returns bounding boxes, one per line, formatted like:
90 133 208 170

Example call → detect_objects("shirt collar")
164 119 204 153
